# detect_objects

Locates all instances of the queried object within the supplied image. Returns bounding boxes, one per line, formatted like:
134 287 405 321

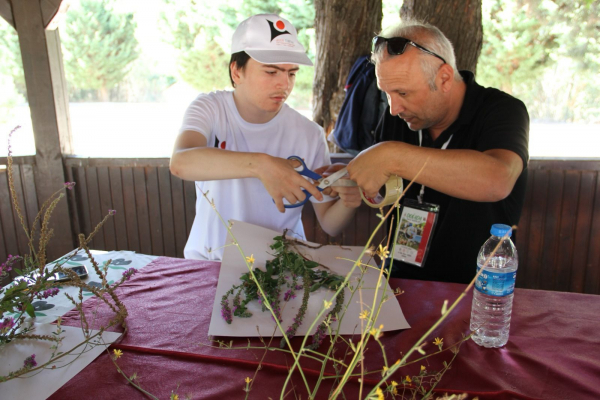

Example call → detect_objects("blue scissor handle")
282 156 323 209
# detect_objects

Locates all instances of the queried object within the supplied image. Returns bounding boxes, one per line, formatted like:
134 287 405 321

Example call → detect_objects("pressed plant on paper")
0 126 129 383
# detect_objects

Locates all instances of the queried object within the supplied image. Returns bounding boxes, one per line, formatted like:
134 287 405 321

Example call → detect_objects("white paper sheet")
0 324 122 400
208 220 410 337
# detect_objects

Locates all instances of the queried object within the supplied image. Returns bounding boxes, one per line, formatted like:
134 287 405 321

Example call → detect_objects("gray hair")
372 20 462 89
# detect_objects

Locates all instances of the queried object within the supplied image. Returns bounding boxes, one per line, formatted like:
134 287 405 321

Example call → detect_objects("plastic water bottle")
470 224 518 348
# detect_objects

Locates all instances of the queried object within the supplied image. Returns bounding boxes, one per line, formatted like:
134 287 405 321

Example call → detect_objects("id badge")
392 199 439 268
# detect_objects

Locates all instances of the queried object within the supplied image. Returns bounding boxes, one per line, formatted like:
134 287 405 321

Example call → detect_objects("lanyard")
417 130 453 203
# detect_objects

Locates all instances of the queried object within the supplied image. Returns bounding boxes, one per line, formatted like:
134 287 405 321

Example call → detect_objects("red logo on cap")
267 20 290 41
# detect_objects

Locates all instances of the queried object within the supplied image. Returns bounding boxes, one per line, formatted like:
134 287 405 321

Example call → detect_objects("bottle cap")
490 224 512 237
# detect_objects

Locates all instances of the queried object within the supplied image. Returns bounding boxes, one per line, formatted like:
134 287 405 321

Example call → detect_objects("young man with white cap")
170 14 361 261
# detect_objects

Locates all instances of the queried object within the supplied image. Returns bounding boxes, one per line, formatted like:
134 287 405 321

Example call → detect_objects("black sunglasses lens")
372 36 386 52
387 38 410 55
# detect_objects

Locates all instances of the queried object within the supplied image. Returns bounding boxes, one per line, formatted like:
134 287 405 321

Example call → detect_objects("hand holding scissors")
282 156 356 209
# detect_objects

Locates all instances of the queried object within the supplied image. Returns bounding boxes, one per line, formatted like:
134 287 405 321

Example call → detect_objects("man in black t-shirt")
347 21 529 284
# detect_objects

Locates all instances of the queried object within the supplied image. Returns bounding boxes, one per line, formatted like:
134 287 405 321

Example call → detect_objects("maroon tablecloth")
52 257 600 400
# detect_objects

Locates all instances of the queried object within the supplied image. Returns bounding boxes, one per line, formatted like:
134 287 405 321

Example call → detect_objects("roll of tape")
360 175 403 208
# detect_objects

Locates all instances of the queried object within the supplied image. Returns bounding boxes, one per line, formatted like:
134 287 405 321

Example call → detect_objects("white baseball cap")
231 14 313 66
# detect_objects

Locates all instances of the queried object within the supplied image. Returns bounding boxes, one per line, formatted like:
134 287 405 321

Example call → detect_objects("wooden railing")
1 156 599 294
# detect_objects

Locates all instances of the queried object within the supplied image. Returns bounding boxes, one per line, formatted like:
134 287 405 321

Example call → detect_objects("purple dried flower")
108 209 116 215
7 126 21 157
1 254 21 275
0 317 15 333
283 289 297 301
23 354 37 369
63 182 76 190
220 291 233 324
270 307 282 322
38 287 60 300
221 304 232 324
310 323 328 349
122 268 137 280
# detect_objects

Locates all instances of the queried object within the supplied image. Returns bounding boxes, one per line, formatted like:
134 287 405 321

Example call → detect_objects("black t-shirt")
378 71 529 284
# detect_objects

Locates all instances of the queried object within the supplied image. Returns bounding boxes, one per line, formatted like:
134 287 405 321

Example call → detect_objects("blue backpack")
332 55 387 155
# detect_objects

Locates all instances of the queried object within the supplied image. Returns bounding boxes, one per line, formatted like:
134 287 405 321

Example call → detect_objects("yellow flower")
245 254 255 264
323 300 332 309
245 377 252 384
369 327 378 336
368 387 384 400
433 337 443 347
381 366 389 376
377 244 390 259
405 375 412 383
112 349 123 359
420 365 426 372
170 394 179 400
359 310 369 320
391 381 398 387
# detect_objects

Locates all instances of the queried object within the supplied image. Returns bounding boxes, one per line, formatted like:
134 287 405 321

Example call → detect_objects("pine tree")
161 0 315 98
62 0 139 101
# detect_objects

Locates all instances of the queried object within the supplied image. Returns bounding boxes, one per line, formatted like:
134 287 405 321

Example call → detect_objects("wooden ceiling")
1 0 64 29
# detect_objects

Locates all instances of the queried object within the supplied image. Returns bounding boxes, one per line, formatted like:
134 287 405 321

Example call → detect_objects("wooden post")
12 0 74 259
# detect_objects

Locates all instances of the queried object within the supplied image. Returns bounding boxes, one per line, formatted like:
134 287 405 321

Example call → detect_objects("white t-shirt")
179 90 332 261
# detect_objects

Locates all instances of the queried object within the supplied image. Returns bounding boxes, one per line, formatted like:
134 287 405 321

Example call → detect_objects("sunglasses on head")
372 36 447 64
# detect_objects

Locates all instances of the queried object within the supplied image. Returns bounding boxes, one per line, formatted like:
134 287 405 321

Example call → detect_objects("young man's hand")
256 155 323 213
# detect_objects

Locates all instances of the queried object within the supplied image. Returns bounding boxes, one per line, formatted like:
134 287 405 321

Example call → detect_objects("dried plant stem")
84 212 114 245
37 194 64 268
6 151 29 241
2 330 105 381
325 159 430 400
363 226 516 399
197 186 313 393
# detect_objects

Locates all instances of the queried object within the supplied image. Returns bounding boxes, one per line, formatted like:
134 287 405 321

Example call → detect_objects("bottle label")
475 267 516 296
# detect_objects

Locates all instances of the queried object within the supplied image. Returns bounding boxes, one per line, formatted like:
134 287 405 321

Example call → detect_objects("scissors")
282 156 357 209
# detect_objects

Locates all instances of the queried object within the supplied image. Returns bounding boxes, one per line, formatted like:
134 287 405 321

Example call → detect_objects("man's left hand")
314 163 362 208
347 143 394 199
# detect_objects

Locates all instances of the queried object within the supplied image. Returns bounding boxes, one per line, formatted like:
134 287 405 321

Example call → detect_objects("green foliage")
0 22 26 124
61 0 140 101
0 23 26 100
477 0 600 122
161 0 315 105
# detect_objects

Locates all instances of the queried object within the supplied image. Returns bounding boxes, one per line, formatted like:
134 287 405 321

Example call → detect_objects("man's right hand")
255 155 323 213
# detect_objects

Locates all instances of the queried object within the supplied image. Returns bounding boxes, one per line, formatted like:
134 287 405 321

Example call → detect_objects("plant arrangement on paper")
220 233 345 350
0 126 130 382
196 159 490 400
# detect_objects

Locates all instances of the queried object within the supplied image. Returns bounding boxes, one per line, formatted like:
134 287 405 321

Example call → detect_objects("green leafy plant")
0 126 129 382
220 233 345 349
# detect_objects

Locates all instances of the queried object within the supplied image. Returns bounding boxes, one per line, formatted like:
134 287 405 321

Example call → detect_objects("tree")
476 0 600 122
161 0 316 103
400 0 483 72
313 0 382 133
0 22 26 100
62 0 139 101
